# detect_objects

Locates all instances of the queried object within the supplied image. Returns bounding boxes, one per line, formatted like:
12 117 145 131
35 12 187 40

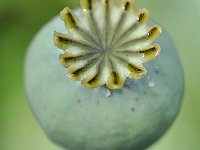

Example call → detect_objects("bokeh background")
0 0 199 149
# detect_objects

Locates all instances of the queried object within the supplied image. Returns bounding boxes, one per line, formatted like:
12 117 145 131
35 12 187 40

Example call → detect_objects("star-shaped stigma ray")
54 0 161 89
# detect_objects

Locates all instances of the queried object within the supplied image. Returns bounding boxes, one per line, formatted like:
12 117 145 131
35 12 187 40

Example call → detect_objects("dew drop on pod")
25 0 184 149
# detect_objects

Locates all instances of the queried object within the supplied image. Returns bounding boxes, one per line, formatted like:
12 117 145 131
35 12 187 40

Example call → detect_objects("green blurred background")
0 0 199 149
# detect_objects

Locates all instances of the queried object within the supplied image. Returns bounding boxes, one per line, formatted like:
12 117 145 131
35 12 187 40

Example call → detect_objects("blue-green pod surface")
25 8 184 150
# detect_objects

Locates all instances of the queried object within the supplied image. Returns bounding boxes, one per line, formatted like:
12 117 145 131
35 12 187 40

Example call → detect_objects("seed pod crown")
54 0 161 89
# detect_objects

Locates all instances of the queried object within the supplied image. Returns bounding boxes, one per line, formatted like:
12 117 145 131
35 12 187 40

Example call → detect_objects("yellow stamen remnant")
54 0 162 89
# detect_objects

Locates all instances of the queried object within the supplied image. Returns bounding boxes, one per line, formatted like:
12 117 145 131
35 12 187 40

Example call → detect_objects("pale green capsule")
25 1 184 150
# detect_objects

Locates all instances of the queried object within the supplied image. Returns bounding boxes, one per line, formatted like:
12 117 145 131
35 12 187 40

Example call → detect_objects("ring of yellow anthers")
54 0 162 89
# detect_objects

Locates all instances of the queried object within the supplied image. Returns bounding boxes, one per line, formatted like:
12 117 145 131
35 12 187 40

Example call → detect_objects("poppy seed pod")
25 0 184 149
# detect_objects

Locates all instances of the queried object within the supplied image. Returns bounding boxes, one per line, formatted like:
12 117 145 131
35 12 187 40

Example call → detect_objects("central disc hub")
54 0 161 89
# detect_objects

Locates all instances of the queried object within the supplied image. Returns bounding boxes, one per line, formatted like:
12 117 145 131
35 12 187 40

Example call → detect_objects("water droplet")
102 88 111 97
148 81 156 87
154 65 159 74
